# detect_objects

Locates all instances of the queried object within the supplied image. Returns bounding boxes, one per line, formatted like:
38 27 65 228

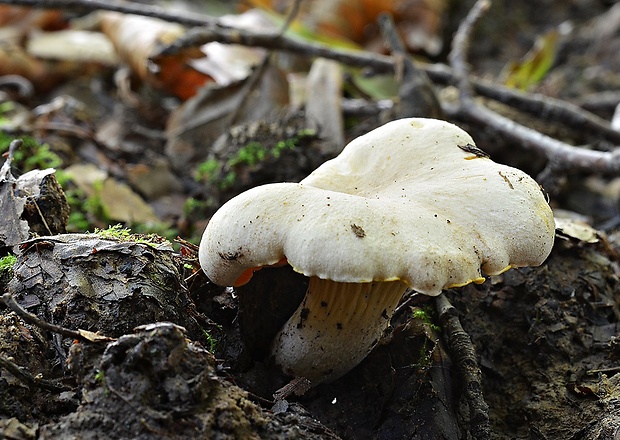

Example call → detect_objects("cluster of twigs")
3 0 617 177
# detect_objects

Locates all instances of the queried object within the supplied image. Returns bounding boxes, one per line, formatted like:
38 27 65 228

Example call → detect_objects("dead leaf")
126 160 183 199
502 29 560 91
63 163 159 224
555 217 600 244
100 12 209 100
165 63 289 169
0 147 68 248
27 30 119 65
99 178 160 224
77 329 115 342
0 5 66 32
0 417 37 440
0 38 55 88
62 163 107 198
190 10 272 86
304 58 344 154
0 10 99 91
0 155 30 249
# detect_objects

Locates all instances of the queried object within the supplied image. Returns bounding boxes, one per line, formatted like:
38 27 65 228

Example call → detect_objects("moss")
195 159 220 182
228 142 268 167
195 129 316 189
0 254 17 270
412 306 440 332
92 224 168 248
0 254 18 300
0 133 63 171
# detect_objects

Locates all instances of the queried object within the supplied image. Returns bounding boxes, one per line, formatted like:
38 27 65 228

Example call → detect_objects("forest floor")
1 0 620 439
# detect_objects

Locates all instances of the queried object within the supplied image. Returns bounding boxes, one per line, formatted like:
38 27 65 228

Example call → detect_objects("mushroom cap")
199 118 555 295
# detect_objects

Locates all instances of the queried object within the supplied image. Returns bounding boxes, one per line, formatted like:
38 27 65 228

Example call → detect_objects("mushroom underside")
270 276 409 384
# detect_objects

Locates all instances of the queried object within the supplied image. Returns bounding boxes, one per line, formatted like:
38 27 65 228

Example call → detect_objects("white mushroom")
199 118 555 384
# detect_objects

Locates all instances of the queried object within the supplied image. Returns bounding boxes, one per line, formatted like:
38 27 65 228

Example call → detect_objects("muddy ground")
2 0 620 439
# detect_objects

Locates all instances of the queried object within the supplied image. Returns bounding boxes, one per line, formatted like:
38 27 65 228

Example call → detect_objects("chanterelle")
199 118 555 384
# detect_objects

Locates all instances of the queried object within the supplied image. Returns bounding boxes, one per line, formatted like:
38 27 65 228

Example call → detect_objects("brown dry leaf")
0 418 37 440
190 10 272 86
0 43 96 93
100 12 210 100
100 10 274 100
0 39 62 90
63 163 159 224
0 15 107 90
126 160 183 199
165 63 289 169
99 178 160 224
0 6 74 90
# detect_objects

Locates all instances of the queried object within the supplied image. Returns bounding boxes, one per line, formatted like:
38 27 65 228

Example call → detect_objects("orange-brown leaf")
100 12 212 99
155 54 212 101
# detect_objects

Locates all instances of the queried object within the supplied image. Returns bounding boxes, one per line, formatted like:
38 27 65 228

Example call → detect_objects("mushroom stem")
271 276 409 384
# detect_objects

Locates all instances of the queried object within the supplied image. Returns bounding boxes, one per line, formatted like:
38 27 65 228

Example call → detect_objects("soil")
2 0 620 439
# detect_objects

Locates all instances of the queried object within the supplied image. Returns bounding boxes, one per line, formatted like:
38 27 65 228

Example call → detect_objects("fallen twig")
1 292 113 342
470 80 620 145
154 23 395 72
1 0 617 172
435 293 490 440
377 13 443 119
0 353 70 392
0 0 219 27
448 0 620 175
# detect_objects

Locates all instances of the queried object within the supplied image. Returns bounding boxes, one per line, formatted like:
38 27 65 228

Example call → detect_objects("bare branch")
448 0 620 175
4 0 618 172
436 293 490 440
378 13 443 118
448 103 620 173
154 25 395 72
1 292 113 342
0 0 219 27
471 81 620 145
0 353 70 392
449 0 490 101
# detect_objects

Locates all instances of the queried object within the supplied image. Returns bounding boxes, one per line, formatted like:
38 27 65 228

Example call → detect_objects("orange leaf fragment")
100 12 212 99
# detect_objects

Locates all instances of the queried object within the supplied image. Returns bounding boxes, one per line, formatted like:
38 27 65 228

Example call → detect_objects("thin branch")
0 75 34 98
150 7 620 149
0 0 219 27
0 353 71 392
2 292 92 341
153 24 395 72
448 0 620 175
278 0 302 35
471 81 620 145
3 0 618 171
377 13 443 118
448 104 620 173
448 0 490 101
425 63 620 144
435 293 490 440
227 0 303 127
